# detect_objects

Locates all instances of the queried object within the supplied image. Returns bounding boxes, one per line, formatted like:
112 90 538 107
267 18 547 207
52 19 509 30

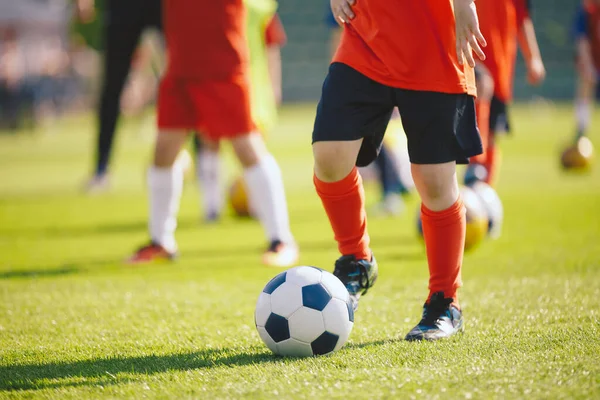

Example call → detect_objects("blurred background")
0 0 584 132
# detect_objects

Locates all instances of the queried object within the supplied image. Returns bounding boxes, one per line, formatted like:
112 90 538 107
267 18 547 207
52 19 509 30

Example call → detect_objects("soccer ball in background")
255 266 354 357
416 185 488 251
560 137 594 171
468 181 504 239
460 185 489 250
228 176 255 217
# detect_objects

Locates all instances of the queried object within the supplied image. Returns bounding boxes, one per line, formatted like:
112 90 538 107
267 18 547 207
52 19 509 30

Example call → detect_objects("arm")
517 17 546 85
265 14 287 105
267 45 282 105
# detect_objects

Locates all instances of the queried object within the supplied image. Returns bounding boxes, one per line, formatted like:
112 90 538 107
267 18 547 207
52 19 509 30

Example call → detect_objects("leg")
312 63 394 309
397 91 479 341
197 77 297 267
128 74 193 264
313 139 370 259
93 20 143 180
574 66 596 141
372 144 404 216
230 133 296 260
194 135 223 221
465 63 494 185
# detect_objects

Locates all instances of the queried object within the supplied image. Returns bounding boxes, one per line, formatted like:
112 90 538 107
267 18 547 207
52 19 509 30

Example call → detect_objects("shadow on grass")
0 266 79 280
0 348 280 392
1 338 398 392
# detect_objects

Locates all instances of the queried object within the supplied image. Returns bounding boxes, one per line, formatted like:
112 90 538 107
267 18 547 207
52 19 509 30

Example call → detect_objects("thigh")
191 76 255 140
157 76 196 131
395 90 481 165
312 62 394 167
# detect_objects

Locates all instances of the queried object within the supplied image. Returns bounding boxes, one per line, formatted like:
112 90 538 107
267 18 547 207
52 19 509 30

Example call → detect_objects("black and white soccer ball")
255 266 354 357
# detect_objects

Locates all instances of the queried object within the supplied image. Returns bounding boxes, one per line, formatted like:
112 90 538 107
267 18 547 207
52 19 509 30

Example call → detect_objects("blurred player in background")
572 0 600 142
129 0 298 267
465 0 545 186
313 0 485 340
194 7 287 222
324 7 413 216
79 0 162 192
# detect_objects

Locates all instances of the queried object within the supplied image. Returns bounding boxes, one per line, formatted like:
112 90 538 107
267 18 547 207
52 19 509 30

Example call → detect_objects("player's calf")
232 133 298 267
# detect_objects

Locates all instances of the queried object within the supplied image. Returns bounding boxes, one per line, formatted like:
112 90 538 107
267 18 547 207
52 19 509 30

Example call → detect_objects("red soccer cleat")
127 242 177 265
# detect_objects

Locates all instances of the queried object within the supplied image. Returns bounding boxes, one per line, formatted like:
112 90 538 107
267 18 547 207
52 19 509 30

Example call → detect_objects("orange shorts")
157 74 255 140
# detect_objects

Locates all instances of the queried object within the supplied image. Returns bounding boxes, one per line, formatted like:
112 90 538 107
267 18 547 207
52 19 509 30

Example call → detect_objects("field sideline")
0 103 599 399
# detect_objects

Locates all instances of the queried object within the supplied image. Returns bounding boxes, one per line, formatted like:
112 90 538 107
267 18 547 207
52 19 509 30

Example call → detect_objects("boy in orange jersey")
313 0 486 340
128 0 298 267
465 0 546 186
572 0 600 142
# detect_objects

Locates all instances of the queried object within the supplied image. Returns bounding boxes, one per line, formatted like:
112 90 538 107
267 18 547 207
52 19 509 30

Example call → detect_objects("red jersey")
477 0 530 103
333 0 476 96
162 0 249 80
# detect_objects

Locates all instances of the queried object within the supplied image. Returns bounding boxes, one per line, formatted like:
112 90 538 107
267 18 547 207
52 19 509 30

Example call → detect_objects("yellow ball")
561 137 594 171
461 185 489 251
228 176 254 218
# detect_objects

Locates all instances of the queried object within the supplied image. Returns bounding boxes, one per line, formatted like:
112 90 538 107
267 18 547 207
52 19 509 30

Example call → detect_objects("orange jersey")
332 0 476 96
162 0 249 80
477 0 530 102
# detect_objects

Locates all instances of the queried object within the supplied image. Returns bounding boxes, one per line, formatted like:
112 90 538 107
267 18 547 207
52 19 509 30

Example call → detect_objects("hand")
453 0 487 67
330 0 355 25
526 58 546 86
75 0 96 23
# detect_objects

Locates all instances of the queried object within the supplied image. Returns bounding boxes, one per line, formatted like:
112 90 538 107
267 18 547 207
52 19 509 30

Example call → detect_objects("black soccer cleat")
405 292 464 341
333 253 378 311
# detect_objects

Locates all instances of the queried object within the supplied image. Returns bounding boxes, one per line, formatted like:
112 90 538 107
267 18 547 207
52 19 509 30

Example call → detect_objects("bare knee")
313 140 363 182
154 130 189 167
411 162 459 211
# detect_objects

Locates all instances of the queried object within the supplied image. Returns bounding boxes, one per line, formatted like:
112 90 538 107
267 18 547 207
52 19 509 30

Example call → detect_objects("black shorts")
490 96 510 134
312 63 482 166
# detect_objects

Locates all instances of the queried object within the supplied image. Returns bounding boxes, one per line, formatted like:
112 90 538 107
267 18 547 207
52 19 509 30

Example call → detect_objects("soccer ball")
468 181 503 239
416 185 488 251
255 266 354 357
228 176 255 217
461 185 489 250
560 137 594 171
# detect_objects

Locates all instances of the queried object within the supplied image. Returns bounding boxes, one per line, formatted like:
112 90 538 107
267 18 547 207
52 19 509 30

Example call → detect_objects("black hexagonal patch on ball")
311 331 339 355
302 283 331 311
263 272 286 294
264 313 290 343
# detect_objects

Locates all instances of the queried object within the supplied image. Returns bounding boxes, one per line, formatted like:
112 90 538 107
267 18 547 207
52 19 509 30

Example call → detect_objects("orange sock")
421 198 465 308
314 167 371 260
471 99 491 165
483 144 502 187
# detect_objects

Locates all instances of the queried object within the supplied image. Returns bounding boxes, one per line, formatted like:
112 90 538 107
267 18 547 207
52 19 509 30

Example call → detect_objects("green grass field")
0 103 599 399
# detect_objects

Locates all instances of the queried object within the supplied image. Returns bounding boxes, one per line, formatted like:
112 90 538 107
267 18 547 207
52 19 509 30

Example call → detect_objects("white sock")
244 154 294 244
575 99 591 133
148 165 183 253
195 149 223 217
